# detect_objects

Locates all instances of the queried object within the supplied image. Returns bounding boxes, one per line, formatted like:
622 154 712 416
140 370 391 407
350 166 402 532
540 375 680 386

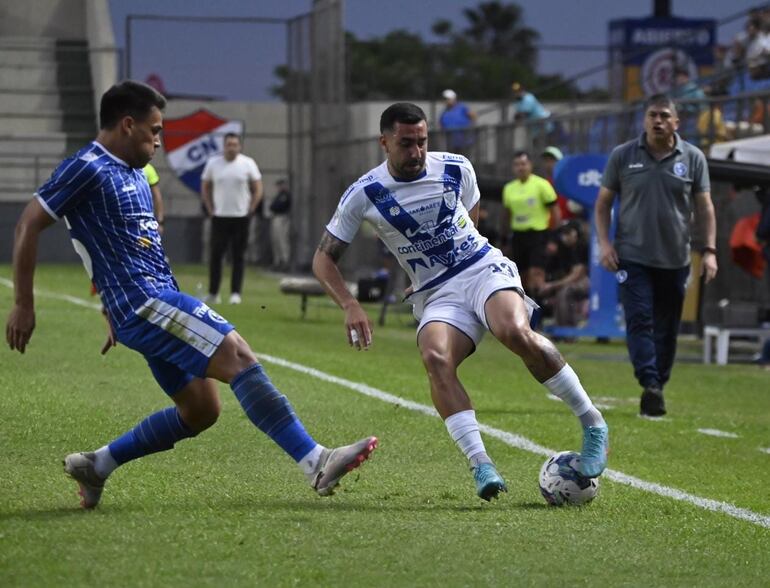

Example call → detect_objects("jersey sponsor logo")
627 163 644 169
673 162 687 177
162 109 244 194
397 224 458 254
122 184 137 193
405 220 437 238
192 303 228 324
441 153 465 162
403 234 478 270
79 152 98 163
406 202 440 215
139 218 160 232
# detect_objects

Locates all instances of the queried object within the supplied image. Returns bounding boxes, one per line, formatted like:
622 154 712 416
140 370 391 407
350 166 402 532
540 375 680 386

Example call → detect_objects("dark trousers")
618 260 690 389
209 216 250 295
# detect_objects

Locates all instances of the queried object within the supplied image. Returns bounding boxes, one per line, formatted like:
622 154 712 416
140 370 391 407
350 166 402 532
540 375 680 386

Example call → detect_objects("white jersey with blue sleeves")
35 141 177 326
326 152 489 293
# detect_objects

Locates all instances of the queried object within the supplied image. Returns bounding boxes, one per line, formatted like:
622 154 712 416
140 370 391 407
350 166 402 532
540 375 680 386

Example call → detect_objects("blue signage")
550 154 626 340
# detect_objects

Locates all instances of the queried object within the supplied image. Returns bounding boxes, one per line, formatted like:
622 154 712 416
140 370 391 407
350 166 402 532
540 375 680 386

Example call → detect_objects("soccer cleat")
203 293 221 305
640 385 666 417
229 293 242 305
578 424 609 478
307 436 378 496
473 462 508 501
63 452 106 509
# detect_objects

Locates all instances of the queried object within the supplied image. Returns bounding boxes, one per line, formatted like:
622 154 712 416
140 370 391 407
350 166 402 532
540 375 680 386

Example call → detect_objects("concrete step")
0 64 91 89
0 87 93 112
0 133 76 155
0 47 58 66
0 160 60 185
0 92 61 112
0 111 95 134
0 37 59 48
0 186 35 202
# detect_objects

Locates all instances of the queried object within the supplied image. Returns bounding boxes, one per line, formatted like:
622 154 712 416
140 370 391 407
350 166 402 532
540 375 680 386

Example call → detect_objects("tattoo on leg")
317 231 348 263
523 333 565 382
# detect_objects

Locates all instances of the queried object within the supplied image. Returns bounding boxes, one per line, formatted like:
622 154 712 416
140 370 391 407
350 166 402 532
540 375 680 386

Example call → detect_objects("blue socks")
231 363 317 462
104 363 316 471
108 406 196 465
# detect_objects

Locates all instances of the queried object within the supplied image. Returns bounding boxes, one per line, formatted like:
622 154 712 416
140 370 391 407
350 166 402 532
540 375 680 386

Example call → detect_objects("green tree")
273 1 582 101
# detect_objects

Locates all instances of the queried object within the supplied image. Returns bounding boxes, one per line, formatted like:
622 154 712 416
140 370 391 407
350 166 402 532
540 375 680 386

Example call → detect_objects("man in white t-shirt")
312 102 609 501
201 133 262 304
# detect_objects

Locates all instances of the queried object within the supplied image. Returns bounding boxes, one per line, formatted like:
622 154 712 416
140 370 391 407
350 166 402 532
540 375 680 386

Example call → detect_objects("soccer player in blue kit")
5 81 377 509
313 103 608 501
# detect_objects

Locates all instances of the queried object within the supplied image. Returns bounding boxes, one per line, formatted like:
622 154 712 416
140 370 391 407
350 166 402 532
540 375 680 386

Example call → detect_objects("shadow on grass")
0 505 108 522
0 498 551 521
200 497 551 515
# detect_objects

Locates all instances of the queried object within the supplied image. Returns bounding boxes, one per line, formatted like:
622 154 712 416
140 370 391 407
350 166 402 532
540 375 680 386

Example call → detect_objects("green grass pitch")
1 264 768 586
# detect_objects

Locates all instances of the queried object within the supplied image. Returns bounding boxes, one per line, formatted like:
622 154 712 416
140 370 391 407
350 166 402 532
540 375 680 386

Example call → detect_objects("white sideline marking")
697 428 740 439
257 353 770 530
3 280 769 529
0 277 102 310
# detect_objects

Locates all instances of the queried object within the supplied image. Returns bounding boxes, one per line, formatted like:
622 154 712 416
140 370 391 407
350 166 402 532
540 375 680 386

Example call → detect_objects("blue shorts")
116 290 235 396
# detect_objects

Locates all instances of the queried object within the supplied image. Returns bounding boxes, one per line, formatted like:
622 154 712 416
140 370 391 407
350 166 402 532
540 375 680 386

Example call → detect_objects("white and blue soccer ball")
539 451 599 506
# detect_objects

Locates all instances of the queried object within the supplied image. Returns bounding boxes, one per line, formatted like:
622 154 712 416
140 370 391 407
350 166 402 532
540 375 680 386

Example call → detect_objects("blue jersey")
36 141 177 326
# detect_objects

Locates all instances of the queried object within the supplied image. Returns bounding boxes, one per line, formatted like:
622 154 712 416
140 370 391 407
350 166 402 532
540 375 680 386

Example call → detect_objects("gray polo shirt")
602 132 710 269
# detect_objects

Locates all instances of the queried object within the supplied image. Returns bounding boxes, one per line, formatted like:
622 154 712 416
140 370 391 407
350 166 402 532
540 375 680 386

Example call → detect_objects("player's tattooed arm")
317 230 348 263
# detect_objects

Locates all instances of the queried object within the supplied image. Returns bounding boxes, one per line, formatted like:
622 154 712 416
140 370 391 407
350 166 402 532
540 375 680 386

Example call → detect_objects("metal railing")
316 88 770 190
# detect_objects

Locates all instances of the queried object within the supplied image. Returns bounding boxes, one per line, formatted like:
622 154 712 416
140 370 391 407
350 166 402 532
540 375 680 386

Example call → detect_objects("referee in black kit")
595 94 717 417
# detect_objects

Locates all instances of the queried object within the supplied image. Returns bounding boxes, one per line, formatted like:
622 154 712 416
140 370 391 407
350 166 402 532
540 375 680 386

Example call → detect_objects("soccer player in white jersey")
5 81 377 509
313 103 609 501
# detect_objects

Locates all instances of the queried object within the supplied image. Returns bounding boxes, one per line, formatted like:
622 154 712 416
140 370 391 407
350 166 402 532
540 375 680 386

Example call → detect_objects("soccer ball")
538 451 599 506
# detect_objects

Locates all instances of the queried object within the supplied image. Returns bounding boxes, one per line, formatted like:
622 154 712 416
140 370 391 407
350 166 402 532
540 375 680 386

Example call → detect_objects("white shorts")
411 247 537 347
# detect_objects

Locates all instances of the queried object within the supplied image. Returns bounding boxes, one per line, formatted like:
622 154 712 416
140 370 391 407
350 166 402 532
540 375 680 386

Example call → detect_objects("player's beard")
397 157 425 179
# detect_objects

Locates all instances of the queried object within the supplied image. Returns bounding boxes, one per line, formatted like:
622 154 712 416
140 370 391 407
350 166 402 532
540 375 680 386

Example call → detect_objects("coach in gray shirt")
595 93 717 417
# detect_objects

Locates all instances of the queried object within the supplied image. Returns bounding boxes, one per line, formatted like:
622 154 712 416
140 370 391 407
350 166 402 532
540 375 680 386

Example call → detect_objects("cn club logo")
162 109 244 194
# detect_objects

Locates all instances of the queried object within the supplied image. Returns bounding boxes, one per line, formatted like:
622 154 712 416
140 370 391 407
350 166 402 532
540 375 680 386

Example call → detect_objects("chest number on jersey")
490 262 517 278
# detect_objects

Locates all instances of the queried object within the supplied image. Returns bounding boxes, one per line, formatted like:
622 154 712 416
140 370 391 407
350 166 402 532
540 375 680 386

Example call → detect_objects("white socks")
298 444 325 475
444 410 491 466
93 446 119 479
544 364 605 427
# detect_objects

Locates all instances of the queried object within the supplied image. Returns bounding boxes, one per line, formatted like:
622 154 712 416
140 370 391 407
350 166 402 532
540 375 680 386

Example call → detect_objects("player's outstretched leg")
63 405 200 509
63 452 105 509
225 352 378 496
306 436 379 496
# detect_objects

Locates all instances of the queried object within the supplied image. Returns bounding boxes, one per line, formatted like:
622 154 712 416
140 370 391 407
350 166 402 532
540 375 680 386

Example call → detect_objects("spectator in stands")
511 82 550 123
708 45 733 96
744 17 770 72
540 146 583 221
672 68 706 118
269 178 292 272
501 150 561 296
439 89 477 156
541 220 590 328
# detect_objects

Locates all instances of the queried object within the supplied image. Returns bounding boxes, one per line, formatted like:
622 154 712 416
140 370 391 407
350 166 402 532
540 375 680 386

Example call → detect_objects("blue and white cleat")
473 463 508 501
578 424 609 478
